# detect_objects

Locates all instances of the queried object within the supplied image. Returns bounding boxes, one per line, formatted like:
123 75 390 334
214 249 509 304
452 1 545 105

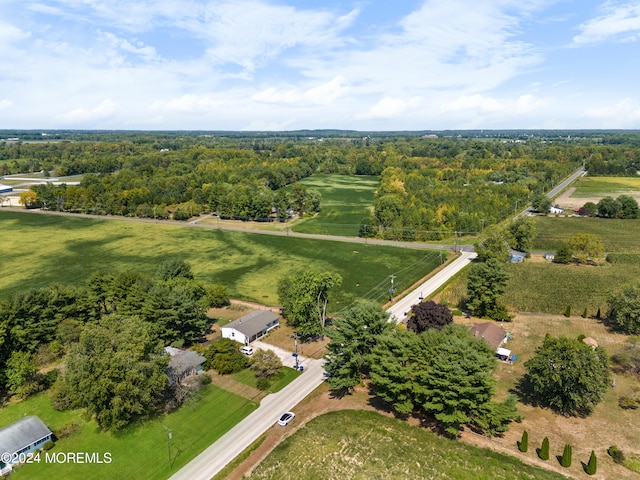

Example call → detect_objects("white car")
240 346 254 355
277 411 295 426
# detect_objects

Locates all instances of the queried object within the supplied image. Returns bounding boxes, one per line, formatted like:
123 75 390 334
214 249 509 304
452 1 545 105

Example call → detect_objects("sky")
1 0 640 131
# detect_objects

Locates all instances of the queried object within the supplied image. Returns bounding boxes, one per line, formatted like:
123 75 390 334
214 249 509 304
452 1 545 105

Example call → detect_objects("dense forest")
3 130 640 239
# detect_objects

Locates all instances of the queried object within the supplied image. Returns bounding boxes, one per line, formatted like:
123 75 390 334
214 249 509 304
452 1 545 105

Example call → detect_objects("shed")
165 347 206 384
470 322 509 351
0 416 52 474
582 337 598 349
550 206 564 214
222 310 280 345
0 184 13 194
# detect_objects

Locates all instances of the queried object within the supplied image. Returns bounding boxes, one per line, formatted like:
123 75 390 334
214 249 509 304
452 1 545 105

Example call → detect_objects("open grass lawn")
0 210 439 308
533 216 640 253
290 174 379 237
249 410 568 480
7 385 257 480
231 367 300 393
571 176 640 197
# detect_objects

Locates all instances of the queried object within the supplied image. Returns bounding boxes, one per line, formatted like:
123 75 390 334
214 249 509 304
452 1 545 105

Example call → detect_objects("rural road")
386 250 477 323
515 167 586 218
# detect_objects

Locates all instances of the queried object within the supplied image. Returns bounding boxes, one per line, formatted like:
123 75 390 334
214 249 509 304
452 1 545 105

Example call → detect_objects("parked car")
277 411 295 426
240 346 254 355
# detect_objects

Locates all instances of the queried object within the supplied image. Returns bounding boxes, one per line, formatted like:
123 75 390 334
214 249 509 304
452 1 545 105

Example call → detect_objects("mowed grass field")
6 385 257 480
570 176 640 197
533 216 640 253
290 174 378 237
249 410 568 480
0 210 439 308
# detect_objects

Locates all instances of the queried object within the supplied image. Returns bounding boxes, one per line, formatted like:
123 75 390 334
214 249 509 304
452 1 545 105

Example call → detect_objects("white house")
549 206 564 214
0 416 52 475
222 310 280 345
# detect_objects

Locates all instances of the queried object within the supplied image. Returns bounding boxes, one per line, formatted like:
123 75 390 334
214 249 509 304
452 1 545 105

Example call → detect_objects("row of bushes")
518 431 597 474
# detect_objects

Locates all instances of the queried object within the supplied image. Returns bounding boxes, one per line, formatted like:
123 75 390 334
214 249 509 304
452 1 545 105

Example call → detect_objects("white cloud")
252 76 349 105
98 31 158 63
0 99 12 109
56 99 117 124
358 97 422 120
583 98 640 123
573 2 640 45
151 94 221 113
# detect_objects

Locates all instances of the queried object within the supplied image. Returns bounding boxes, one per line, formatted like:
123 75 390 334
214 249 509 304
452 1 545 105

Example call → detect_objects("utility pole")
389 274 396 301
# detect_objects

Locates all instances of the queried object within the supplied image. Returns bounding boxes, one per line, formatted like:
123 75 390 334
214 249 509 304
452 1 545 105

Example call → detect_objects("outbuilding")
164 346 206 384
0 184 13 194
0 416 52 475
222 310 280 345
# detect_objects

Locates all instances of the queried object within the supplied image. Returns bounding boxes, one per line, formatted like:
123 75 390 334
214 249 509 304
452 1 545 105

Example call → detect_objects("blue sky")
1 0 640 130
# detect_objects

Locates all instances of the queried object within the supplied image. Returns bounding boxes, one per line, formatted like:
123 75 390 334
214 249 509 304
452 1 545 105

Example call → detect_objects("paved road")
515 167 586 218
169 346 324 480
386 251 477 323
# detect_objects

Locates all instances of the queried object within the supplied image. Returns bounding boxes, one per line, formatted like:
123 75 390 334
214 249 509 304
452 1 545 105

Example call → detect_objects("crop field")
0 210 440 308
570 176 640 197
5 385 257 480
249 410 568 480
290 174 379 237
533 216 640 253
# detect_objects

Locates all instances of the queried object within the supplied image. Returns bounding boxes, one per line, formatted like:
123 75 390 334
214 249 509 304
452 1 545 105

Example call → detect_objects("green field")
250 410 568 480
291 174 378 236
533 216 640 253
231 367 300 393
0 211 439 308
571 176 640 197
6 386 257 480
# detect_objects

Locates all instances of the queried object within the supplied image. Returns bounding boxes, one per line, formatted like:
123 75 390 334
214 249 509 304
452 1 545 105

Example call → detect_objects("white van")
240 346 254 355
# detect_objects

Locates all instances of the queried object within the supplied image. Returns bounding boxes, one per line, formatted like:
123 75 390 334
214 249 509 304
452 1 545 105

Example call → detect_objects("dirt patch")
555 187 640 211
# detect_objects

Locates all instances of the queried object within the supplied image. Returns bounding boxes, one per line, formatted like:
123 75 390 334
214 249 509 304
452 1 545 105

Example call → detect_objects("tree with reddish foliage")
406 301 453 333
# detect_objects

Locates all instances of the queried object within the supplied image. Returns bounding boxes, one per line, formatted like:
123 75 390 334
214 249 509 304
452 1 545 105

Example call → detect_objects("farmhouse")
222 310 280 345
164 346 206 384
0 416 52 475
470 322 510 350
549 206 564 214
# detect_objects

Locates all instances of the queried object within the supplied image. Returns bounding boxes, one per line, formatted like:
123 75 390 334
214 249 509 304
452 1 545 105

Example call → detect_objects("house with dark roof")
221 310 280 345
164 347 206 384
0 416 52 475
470 322 510 351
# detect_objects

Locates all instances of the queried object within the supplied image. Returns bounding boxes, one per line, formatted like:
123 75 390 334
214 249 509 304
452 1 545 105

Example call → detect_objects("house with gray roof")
164 347 206 384
0 416 52 474
222 310 280 345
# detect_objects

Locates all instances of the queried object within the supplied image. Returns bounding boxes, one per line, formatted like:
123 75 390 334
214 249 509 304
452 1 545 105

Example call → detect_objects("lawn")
0 210 440 308
249 410 569 480
570 176 640 197
290 174 379 237
231 367 300 393
6 385 257 480
533 216 640 253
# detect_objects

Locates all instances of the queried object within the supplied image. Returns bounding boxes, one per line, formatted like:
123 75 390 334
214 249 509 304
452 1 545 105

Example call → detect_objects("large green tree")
523 335 609 415
466 258 511 320
474 226 510 262
324 301 393 392
278 270 342 337
568 233 604 264
60 316 169 430
607 281 640 334
369 325 517 436
508 217 538 252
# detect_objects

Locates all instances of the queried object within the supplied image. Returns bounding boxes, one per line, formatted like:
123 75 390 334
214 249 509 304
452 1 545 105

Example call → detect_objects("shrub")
452 309 463 316
256 377 271 391
198 373 212 386
582 307 588 318
518 430 528 453
42 441 55 451
608 445 626 464
554 243 573 264
596 307 601 319
618 396 639 409
54 423 79 439
561 444 572 468
539 437 549 460
586 450 597 475
564 306 571 317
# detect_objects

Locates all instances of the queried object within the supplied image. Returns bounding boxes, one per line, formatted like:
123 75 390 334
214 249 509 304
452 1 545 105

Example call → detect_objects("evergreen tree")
561 444 572 467
539 437 549 460
518 430 528 453
586 450 597 475
467 258 511 320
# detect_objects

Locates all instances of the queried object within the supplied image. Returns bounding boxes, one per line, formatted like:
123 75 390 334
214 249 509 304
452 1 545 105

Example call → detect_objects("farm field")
289 174 379 237
533 216 640 253
554 176 640 210
248 409 569 480
0 210 440 308
5 385 258 480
